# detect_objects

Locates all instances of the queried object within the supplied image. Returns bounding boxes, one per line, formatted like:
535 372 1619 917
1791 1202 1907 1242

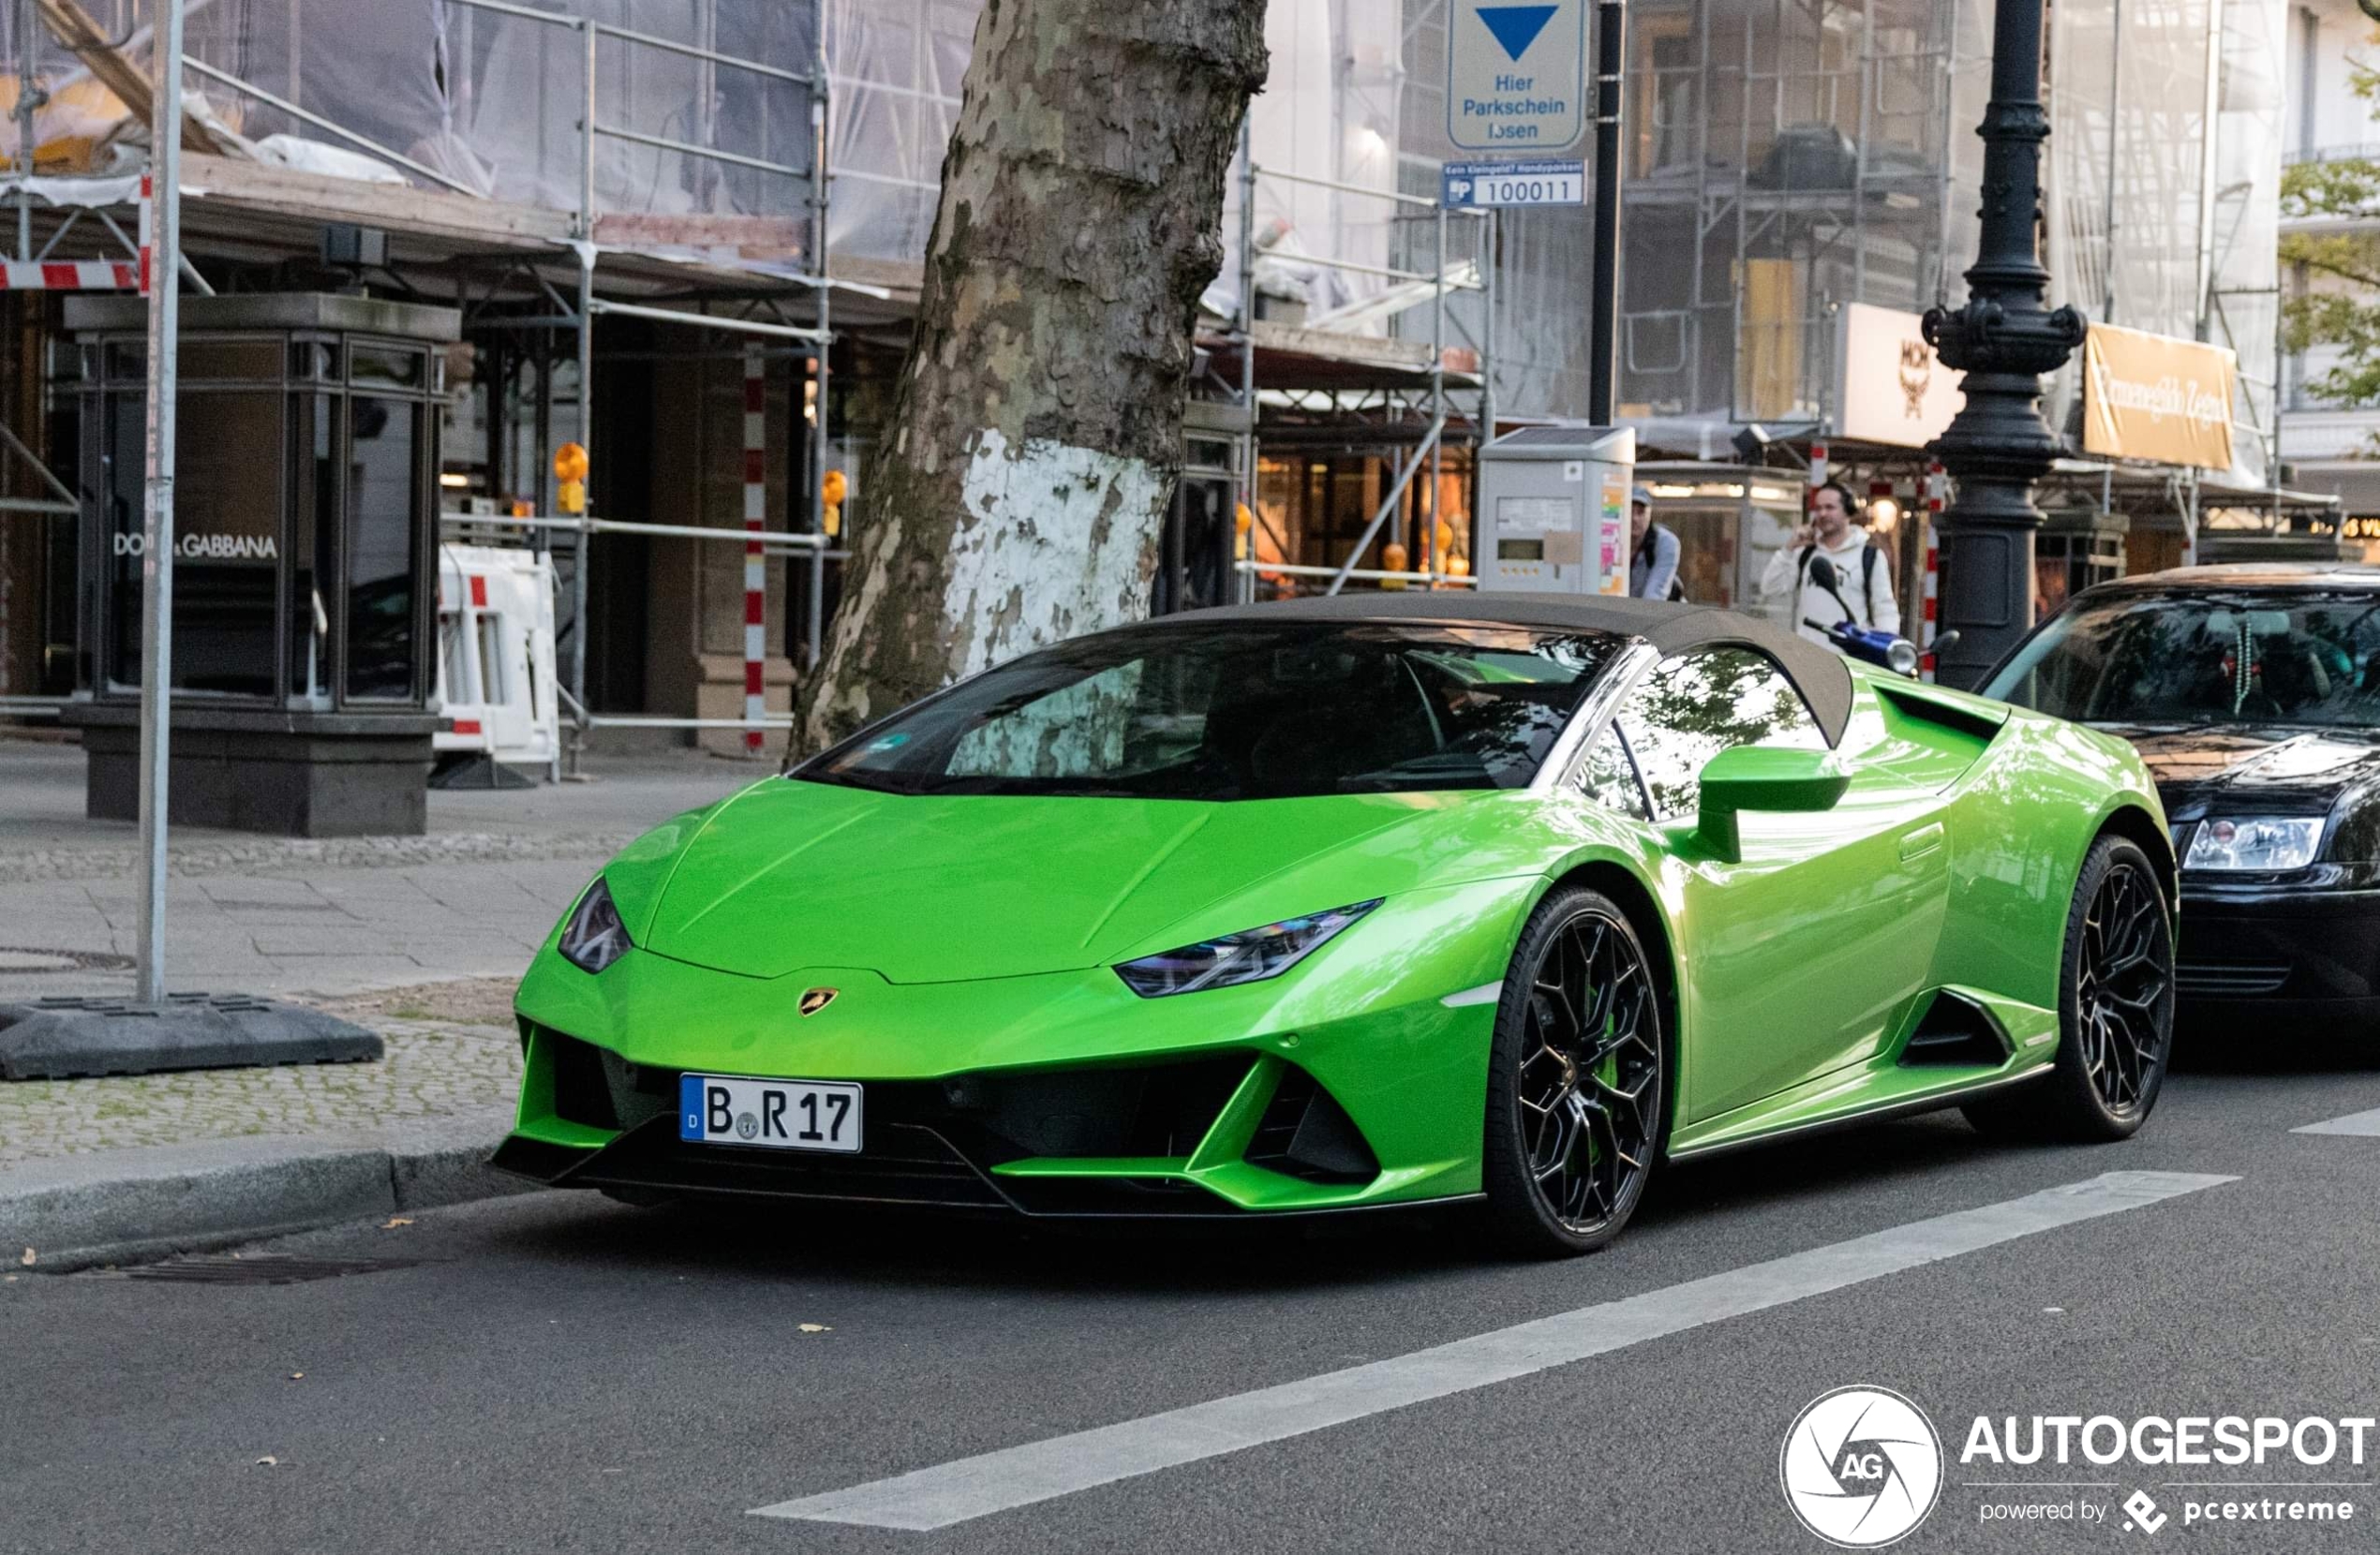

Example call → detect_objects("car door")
1608 647 1951 1123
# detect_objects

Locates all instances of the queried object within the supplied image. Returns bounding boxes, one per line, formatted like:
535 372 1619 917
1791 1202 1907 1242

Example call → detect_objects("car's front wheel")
1482 886 1666 1256
1965 832 2175 1143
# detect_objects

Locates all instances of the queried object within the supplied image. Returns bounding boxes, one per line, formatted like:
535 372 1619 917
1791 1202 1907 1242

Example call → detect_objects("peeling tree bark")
796 0 1268 751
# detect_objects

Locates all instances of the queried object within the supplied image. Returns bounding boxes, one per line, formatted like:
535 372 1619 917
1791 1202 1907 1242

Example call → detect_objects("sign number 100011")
1441 159 1586 209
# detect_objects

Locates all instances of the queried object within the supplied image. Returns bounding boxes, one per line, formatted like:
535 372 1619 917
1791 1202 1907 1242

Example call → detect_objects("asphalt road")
12 1041 2380 1555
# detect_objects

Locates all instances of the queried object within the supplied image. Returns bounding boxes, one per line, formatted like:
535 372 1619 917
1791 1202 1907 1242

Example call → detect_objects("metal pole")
2192 0 2226 344
1233 116 1257 604
805 18 828 671
1427 196 1446 576
13 0 37 262
1920 0 2086 688
568 17 595 774
1587 0 1626 424
135 0 186 1005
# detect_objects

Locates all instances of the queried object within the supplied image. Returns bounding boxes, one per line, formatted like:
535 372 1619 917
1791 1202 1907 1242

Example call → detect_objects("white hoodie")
1759 526 1900 648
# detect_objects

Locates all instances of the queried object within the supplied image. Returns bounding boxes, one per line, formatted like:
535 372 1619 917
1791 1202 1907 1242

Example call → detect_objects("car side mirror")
1696 745 1851 863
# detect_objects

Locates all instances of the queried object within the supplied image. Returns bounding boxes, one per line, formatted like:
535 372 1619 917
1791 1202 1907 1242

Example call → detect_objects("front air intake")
1244 1066 1378 1184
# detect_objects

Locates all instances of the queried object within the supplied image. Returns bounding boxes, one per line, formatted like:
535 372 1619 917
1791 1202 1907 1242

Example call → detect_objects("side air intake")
1898 990 2015 1067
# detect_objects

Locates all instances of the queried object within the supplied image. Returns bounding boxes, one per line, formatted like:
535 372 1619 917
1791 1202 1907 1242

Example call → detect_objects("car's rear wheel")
1965 833 2174 1143
1483 886 1665 1256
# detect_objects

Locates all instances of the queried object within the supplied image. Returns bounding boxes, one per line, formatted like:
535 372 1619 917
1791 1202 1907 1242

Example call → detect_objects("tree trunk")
796 0 1267 751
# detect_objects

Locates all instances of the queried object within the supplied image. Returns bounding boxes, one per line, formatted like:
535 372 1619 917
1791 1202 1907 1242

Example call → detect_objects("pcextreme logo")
1780 1385 1945 1548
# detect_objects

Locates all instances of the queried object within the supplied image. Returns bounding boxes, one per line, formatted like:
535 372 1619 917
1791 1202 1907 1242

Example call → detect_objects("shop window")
350 344 426 391
103 390 283 697
345 396 421 699
289 394 339 701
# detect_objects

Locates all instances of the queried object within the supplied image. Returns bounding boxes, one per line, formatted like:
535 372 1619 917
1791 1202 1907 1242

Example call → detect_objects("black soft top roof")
1157 591 1856 746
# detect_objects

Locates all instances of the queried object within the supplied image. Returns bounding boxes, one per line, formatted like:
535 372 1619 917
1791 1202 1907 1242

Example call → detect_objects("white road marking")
750 1169 2233 1532
1438 981 1502 1008
2292 1105 2380 1136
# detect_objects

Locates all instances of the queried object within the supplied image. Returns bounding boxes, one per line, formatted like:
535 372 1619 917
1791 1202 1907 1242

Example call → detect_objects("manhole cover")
114 1254 431 1285
0 947 135 975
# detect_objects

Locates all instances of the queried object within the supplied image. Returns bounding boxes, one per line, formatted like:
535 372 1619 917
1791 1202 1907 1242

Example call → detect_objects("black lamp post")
1920 0 2087 689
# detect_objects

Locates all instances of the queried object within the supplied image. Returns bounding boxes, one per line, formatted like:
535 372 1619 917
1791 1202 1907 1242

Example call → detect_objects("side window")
1615 647 1828 819
1572 725 1649 819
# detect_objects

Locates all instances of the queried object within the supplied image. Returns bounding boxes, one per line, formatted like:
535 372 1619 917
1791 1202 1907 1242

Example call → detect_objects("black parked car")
1983 565 2380 1024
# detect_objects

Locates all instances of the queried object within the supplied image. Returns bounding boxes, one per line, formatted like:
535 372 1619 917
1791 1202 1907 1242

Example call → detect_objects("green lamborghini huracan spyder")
493 594 2177 1254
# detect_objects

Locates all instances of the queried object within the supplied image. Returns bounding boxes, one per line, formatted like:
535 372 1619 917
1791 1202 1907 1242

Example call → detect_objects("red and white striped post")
742 344 767 754
137 172 153 297
1922 460 1946 681
1807 440 1829 509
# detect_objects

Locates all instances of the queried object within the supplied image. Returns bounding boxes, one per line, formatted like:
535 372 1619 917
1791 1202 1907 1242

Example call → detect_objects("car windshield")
799 621 1623 800
1982 590 2380 729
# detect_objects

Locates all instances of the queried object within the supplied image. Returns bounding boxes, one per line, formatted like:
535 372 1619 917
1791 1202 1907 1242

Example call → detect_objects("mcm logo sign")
1897 339 1932 420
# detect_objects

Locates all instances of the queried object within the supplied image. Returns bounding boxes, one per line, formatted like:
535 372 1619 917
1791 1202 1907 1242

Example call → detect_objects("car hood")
628 778 1521 982
2094 722 2380 819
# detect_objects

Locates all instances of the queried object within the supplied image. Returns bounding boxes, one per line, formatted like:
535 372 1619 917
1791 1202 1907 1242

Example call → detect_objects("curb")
0 1107 530 1273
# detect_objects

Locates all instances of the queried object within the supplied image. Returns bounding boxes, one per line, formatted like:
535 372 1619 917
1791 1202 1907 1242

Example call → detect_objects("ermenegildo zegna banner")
2080 321 2238 470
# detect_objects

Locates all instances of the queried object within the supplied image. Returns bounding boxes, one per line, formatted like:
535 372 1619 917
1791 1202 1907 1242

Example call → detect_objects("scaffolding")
2 0 839 761
1220 131 1494 600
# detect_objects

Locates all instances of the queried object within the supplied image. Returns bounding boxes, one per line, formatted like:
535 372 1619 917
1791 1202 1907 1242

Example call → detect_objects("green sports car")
492 594 2179 1254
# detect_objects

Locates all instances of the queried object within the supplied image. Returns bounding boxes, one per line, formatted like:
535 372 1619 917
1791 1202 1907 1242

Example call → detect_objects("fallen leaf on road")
381 1218 413 1229
797 1323 831 1333
18 1248 32 1266
256 1457 278 1467
289 1372 305 1381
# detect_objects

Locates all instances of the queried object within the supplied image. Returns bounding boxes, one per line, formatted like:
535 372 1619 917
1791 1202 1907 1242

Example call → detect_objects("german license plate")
678 1074 863 1153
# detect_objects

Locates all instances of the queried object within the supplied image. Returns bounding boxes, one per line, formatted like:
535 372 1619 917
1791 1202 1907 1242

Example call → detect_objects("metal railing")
1235 559 1480 589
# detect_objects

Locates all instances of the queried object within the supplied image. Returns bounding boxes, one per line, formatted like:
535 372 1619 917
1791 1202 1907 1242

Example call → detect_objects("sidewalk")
0 739 770 1267
0 737 763 1000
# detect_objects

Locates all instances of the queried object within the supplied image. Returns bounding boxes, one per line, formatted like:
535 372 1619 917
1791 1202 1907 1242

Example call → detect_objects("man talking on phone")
1759 480 1898 649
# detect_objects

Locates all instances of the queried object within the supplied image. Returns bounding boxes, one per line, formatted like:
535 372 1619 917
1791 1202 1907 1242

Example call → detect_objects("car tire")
1963 832 2174 1144
1482 885 1667 1257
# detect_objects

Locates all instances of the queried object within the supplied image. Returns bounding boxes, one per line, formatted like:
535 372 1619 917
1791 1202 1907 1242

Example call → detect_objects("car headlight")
2184 816 2323 873
558 877 632 973
1114 899 1381 998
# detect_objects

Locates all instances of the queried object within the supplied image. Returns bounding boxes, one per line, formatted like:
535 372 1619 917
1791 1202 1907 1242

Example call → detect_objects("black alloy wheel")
1484 887 1665 1255
1965 833 2175 1144
2074 852 2172 1118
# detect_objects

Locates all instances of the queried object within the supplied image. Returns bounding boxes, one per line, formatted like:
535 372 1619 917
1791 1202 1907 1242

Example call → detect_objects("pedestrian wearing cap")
1628 484 1684 601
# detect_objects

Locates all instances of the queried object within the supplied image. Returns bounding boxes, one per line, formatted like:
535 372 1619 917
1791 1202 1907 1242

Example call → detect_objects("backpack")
1797 542 1882 624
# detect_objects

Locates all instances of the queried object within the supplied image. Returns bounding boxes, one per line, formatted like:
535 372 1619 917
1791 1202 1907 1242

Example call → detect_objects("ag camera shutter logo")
1780 1385 1943 1547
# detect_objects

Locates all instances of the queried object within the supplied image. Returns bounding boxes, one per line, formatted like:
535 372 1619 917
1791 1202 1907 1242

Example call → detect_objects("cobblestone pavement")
0 744 752 1166
0 1017 522 1167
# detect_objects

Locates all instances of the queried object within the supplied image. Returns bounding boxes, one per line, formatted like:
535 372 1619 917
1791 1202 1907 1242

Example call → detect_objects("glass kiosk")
60 293 454 837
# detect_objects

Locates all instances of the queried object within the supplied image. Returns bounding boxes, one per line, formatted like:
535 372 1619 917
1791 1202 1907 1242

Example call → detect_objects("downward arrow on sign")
1475 4 1559 62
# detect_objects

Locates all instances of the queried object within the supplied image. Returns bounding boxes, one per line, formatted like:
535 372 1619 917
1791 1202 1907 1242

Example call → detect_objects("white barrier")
435 544 561 770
